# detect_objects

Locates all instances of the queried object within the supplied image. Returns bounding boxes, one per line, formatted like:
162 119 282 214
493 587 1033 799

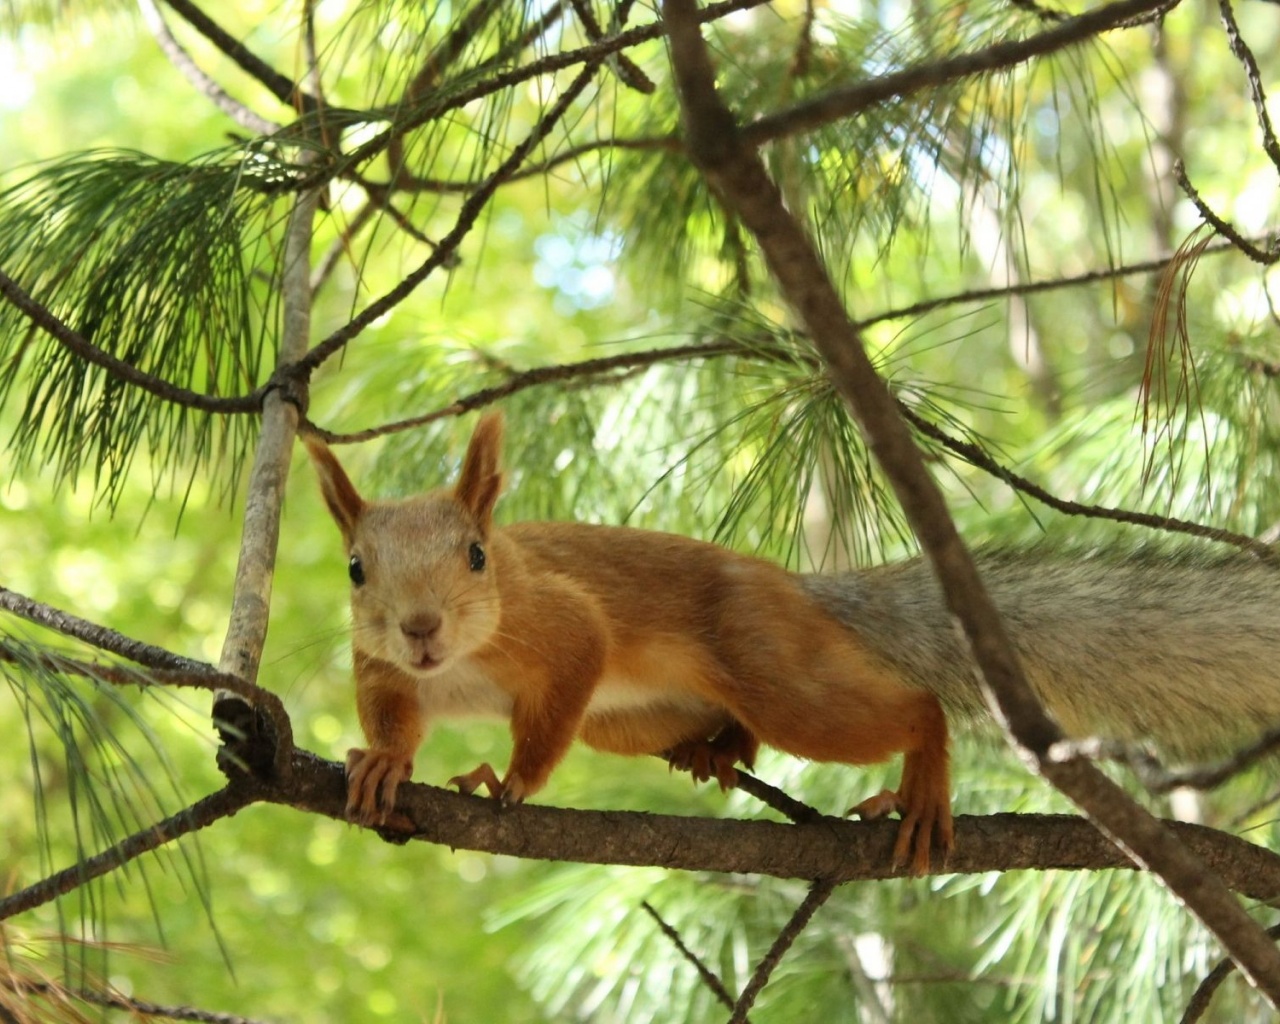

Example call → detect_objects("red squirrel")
305 413 952 872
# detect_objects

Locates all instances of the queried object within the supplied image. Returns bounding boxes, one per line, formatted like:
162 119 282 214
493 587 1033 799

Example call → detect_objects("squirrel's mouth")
408 652 443 673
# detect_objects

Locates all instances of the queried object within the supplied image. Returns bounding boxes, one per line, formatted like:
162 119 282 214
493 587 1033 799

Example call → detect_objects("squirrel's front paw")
345 747 413 825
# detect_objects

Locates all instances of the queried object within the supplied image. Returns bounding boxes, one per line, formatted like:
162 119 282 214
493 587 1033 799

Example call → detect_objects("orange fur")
305 414 953 872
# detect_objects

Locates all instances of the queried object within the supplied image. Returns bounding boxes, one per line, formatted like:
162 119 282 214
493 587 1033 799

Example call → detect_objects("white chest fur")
416 661 715 721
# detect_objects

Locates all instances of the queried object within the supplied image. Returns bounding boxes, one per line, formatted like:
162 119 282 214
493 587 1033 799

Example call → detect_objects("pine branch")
311 0 771 191
304 339 746 442
0 586 219 674
0 267 264 415
214 157 323 693
260 750 1280 897
741 0 1178 148
137 0 281 136
6 983 270 1024
640 901 744 1018
729 879 836 1023
0 786 251 922
660 0 1280 1003
1180 923 1280 1024
159 0 328 115
1173 160 1278 265
298 58 606 374
1216 0 1280 179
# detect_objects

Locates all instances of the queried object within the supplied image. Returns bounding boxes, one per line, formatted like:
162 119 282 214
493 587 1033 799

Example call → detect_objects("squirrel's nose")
400 612 442 641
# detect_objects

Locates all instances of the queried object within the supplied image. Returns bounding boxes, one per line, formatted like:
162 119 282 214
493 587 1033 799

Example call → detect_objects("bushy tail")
800 548 1280 761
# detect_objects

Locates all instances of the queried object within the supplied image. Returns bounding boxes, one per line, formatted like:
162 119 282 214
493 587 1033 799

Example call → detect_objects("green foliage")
0 149 290 506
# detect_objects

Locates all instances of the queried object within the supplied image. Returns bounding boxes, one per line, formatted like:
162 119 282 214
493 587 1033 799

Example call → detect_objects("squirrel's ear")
304 436 366 543
454 412 504 527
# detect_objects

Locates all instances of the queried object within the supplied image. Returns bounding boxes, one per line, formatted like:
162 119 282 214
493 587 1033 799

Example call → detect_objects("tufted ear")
303 435 366 545
454 413 505 528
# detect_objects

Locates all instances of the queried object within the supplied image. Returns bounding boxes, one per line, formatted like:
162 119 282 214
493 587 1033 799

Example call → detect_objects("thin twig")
640 902 743 1017
301 0 770 193
0 787 253 922
1180 923 1280 1024
897 402 1274 559
1215 0 1280 177
1173 161 1278 265
305 339 745 442
347 135 679 195
729 879 837 1023
731 770 827 824
568 0 655 92
0 640 295 771
1048 726 1280 795
159 0 327 114
298 59 605 374
138 0 281 136
4 981 269 1024
0 586 220 674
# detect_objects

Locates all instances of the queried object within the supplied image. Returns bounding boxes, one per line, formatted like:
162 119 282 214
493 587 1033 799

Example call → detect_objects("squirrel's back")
800 549 1280 761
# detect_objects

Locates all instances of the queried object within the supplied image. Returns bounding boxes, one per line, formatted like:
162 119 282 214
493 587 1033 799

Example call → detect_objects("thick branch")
265 751 1280 900
661 0 1280 1001
10 745 1280 926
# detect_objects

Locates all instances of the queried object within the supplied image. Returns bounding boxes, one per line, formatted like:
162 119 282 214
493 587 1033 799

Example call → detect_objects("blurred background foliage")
2 0 1279 1021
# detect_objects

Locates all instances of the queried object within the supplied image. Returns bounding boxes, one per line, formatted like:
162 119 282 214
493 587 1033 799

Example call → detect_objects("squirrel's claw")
849 787 954 875
345 746 413 825
665 722 758 791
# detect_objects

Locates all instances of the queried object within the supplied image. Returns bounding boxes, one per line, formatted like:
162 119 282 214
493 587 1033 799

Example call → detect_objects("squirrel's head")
304 413 506 678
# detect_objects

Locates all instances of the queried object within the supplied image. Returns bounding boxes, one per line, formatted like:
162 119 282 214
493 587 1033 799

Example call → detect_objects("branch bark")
660 0 1280 1003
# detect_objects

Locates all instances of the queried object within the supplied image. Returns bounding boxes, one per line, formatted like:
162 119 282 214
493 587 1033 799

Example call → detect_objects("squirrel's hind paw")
665 722 758 790
849 787 954 875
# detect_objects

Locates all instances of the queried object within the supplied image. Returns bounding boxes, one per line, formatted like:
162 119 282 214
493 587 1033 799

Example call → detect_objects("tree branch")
310 0 770 192
641 901 744 1018
297 59 606 374
741 0 1178 149
261 750 1280 900
10 742 1280 929
0 786 251 922
159 0 326 114
660 0 1280 1002
304 339 746 443
138 0 281 136
729 879 836 1024
0 586 219 674
1180 924 1280 1024
0 639 294 777
0 268 265 414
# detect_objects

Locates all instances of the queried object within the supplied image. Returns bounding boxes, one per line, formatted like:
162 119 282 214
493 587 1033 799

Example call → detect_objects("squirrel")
304 412 1280 874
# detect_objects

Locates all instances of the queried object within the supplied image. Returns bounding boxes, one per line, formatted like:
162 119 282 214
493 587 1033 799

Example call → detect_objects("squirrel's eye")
348 555 365 586
468 542 486 573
